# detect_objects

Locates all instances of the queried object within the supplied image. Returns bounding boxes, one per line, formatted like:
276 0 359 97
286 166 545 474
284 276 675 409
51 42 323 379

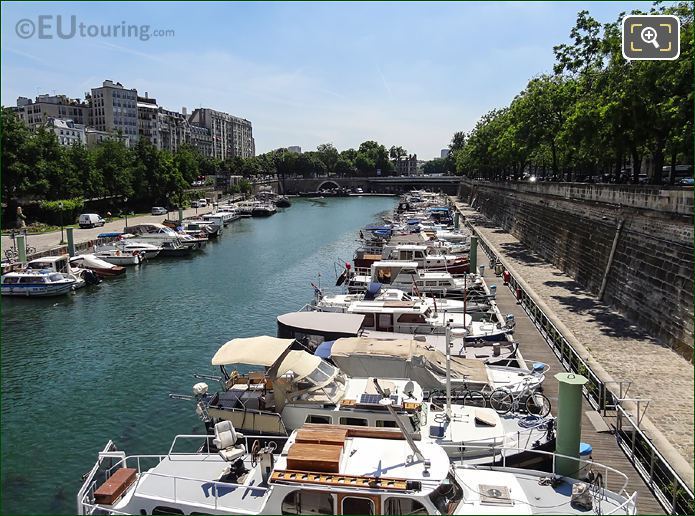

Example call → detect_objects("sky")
1 1 654 159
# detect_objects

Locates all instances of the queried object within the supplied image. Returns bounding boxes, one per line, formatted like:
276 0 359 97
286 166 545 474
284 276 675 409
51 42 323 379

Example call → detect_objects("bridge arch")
317 180 341 191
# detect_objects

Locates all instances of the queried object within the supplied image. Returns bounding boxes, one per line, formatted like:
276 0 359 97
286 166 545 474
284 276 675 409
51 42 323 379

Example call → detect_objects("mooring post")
178 208 184 224
454 212 460 229
555 372 589 477
16 234 27 265
469 236 478 273
66 227 76 257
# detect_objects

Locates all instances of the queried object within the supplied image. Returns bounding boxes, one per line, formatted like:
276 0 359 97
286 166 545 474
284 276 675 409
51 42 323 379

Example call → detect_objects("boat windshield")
302 360 341 386
48 273 64 282
428 472 463 514
423 307 434 318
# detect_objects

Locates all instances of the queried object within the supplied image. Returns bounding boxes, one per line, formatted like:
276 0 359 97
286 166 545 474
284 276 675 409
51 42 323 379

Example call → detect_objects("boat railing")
80 433 288 514
443 444 635 510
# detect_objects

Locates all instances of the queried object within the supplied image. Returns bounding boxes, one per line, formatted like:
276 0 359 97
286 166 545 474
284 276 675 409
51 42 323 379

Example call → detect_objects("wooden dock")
476 246 665 514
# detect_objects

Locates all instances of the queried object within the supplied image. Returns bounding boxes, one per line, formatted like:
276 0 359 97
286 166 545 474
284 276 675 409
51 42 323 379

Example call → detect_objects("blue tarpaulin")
315 340 335 359
97 232 124 238
365 282 382 300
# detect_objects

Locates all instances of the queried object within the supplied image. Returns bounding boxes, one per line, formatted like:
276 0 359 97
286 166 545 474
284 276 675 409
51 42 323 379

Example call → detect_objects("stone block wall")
459 180 693 357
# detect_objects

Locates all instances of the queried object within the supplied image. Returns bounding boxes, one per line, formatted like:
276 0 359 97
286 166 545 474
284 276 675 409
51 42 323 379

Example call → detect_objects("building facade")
393 154 419 176
89 80 139 145
287 146 302 154
15 95 90 129
189 108 255 159
46 118 86 146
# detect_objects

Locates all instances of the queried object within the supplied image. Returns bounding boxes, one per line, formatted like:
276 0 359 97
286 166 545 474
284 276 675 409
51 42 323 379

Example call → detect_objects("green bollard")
454 212 460 229
469 236 477 274
66 227 76 257
555 372 589 477
16 234 27 265
178 208 184 224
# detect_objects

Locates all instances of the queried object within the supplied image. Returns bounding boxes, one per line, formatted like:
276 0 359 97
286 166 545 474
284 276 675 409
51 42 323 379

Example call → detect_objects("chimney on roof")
182 107 187 116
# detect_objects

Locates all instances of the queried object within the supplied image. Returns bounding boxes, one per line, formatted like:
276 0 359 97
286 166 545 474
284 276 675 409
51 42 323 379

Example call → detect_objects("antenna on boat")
372 378 430 472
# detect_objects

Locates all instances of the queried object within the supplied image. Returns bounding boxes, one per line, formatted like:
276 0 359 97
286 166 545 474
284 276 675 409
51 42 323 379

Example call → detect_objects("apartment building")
188 108 255 159
90 80 139 146
46 118 86 146
15 95 90 129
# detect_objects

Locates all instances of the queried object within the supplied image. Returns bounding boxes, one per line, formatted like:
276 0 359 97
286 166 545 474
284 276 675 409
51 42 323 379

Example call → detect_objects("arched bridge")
278 176 462 195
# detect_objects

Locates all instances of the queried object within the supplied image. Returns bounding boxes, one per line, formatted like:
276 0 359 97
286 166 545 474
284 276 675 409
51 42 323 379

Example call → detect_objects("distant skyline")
2 1 654 159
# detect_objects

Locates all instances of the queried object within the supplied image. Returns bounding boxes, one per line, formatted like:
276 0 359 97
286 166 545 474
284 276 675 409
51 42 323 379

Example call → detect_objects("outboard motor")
505 314 515 329
193 382 211 423
82 269 102 285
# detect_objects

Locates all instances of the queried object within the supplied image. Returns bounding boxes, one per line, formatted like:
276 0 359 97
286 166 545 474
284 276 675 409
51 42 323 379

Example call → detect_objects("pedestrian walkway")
454 199 694 488
1 206 214 256
474 244 665 514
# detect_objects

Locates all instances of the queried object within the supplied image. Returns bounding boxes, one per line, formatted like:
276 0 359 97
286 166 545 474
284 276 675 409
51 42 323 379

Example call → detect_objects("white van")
78 213 105 229
197 198 208 207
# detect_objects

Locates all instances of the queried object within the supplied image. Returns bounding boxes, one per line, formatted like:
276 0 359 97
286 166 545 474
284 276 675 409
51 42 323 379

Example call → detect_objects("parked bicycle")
489 376 551 417
427 384 491 408
3 230 36 262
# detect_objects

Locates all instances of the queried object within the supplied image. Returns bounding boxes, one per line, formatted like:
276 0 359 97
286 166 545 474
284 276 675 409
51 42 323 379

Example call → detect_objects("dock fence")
466 219 694 515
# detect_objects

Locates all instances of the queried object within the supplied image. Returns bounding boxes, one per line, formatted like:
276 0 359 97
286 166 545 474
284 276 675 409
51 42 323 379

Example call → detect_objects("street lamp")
58 201 65 244
124 197 129 228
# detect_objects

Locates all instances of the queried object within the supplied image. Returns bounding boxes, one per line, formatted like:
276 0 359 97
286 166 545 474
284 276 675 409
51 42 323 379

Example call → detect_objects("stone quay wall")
458 179 694 357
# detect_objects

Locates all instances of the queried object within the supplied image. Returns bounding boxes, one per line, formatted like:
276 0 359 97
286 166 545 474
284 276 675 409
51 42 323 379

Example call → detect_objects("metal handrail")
465 218 694 515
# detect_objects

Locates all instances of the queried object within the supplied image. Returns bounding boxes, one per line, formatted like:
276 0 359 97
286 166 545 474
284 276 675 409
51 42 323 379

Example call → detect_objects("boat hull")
1 282 74 297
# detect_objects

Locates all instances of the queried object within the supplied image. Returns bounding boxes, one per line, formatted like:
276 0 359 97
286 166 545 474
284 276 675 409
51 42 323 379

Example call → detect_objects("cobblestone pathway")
456 201 694 471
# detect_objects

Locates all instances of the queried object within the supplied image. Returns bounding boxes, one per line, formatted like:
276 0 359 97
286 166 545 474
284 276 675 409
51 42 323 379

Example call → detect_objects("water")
0 196 396 514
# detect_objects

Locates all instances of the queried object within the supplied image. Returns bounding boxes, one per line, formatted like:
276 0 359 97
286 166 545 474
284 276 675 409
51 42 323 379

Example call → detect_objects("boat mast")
445 319 452 419
372 378 429 469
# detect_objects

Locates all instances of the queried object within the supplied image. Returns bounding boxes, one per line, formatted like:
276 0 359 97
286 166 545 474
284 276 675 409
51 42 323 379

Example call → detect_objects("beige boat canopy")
275 350 323 379
331 337 489 385
211 336 295 366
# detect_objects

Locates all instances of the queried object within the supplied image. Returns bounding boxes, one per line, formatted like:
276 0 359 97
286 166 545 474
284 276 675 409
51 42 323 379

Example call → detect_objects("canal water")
1 196 396 514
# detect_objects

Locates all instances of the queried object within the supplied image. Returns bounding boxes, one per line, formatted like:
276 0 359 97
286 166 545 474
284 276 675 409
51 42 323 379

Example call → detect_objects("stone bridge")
276 175 462 194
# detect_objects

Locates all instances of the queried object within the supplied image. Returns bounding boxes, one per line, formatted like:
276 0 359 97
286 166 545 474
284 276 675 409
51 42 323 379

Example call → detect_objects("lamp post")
124 197 129 228
58 201 65 244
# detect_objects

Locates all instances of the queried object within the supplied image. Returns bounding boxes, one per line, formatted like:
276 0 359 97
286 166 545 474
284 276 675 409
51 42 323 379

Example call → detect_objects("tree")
316 143 339 176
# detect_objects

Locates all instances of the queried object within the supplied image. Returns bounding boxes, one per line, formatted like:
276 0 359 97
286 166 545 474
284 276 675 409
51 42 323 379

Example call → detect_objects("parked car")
151 207 167 215
197 199 208 207
78 213 105 229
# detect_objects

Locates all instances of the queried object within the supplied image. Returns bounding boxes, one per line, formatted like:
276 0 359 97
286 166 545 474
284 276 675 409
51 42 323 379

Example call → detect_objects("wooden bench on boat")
94 468 137 505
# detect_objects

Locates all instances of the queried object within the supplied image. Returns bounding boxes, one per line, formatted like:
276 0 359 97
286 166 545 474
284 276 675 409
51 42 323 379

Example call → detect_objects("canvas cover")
211 336 294 366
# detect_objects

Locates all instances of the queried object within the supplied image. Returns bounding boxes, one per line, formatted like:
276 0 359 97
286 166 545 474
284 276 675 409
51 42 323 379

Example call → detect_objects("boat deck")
124 454 268 513
472 245 665 514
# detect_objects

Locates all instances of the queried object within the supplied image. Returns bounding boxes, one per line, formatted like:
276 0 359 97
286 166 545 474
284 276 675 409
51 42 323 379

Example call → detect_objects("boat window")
3 277 19 284
341 496 375 515
362 313 375 327
27 262 48 270
425 281 437 287
49 273 64 281
152 506 184 515
281 490 334 515
414 251 426 259
305 414 331 424
376 419 398 428
384 497 428 515
339 417 367 426
20 276 41 283
428 473 463 514
397 313 426 323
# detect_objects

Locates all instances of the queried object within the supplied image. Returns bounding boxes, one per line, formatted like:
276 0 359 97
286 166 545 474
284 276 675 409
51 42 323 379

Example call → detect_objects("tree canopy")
450 2 693 184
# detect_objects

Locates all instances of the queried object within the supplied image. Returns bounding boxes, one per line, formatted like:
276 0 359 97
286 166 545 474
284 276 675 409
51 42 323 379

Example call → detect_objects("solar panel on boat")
358 393 400 406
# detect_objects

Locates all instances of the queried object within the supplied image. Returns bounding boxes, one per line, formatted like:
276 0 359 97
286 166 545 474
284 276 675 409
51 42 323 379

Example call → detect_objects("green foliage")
453 1 693 184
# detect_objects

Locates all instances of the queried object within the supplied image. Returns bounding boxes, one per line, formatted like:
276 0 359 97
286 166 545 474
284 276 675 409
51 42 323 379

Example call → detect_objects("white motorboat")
122 224 194 256
321 337 544 394
172 336 552 465
69 254 127 277
340 300 512 341
95 239 161 260
314 285 492 314
346 261 490 300
1 269 76 297
24 254 101 289
78 421 637 515
252 201 277 217
93 248 143 266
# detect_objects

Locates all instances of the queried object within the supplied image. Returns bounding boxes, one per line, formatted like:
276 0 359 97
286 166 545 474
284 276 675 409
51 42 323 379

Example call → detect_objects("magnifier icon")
641 26 660 48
